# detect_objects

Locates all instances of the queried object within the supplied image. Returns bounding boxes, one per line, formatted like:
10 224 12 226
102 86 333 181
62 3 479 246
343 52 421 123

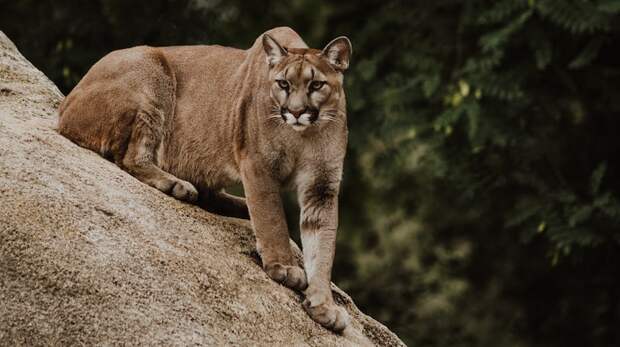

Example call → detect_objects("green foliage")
336 0 620 345
2 1 620 346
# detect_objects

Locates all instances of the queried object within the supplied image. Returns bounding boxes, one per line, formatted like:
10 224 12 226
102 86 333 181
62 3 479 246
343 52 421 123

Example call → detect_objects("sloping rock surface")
0 31 405 346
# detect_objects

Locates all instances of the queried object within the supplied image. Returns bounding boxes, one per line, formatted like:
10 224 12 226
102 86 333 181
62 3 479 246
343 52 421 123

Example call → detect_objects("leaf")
569 205 594 227
465 102 480 141
422 74 440 98
434 108 464 129
528 28 552 69
504 203 541 228
569 37 604 69
479 10 532 52
554 190 577 204
590 162 607 195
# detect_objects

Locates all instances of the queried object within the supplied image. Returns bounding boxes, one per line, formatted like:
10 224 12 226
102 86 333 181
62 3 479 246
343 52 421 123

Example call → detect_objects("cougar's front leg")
240 159 307 291
299 173 349 332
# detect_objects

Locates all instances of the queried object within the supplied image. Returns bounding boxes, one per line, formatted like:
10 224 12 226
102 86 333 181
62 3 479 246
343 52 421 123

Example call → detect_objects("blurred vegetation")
2 1 620 346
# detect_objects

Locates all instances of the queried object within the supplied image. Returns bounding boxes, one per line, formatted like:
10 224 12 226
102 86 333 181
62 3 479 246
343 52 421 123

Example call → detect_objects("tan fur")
58 27 352 332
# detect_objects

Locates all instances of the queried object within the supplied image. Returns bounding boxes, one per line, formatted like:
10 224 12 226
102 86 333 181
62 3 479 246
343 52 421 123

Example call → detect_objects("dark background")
2 1 620 346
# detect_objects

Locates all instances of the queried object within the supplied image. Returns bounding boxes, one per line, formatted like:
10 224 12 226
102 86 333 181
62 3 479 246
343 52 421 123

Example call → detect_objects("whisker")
265 112 285 127
321 112 340 119
319 113 344 126
321 109 345 117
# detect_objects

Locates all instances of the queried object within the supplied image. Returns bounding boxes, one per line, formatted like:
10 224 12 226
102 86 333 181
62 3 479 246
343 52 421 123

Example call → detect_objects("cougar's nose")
287 107 306 119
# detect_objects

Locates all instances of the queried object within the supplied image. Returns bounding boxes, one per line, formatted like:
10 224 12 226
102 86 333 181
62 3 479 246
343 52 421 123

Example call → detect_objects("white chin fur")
283 112 311 131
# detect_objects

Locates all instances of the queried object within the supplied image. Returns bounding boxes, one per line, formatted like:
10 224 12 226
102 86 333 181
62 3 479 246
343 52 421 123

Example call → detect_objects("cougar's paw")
264 263 308 291
171 179 198 202
303 291 350 333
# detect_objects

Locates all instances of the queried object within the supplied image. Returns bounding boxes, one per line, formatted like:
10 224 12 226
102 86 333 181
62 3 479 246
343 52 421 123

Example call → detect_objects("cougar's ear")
262 34 288 67
321 36 352 72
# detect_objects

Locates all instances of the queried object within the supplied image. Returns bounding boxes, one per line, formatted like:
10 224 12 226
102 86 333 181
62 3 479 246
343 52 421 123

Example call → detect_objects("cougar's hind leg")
210 191 250 219
197 189 250 219
122 109 198 202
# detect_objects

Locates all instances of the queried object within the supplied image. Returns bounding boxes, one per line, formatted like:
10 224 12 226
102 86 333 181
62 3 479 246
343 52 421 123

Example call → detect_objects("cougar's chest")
264 147 297 184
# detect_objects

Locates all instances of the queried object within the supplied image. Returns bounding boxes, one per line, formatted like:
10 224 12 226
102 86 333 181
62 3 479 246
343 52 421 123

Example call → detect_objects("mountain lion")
58 27 352 332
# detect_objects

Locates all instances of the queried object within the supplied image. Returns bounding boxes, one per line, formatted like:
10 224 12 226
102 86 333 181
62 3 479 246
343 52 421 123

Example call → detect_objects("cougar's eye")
277 79 289 90
310 80 326 91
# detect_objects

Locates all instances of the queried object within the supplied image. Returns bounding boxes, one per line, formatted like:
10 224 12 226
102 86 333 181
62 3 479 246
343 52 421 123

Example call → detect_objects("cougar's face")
263 35 352 132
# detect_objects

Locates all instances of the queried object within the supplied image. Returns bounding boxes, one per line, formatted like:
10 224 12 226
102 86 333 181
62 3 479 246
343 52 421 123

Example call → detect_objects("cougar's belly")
158 133 241 192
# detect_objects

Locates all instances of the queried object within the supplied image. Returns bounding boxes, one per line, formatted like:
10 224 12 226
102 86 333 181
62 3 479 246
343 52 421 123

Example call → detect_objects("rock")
0 31 405 346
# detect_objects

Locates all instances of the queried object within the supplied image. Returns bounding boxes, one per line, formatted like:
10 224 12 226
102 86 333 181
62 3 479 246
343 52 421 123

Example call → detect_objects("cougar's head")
262 34 352 132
